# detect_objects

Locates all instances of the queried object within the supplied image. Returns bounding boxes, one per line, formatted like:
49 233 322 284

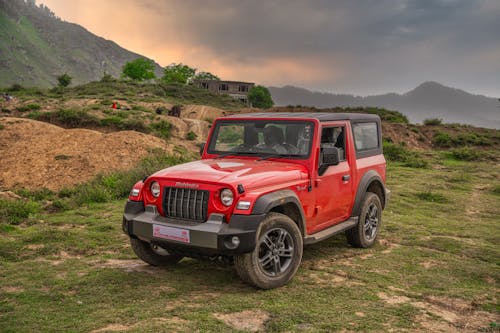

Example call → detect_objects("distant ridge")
0 0 162 87
268 82 500 129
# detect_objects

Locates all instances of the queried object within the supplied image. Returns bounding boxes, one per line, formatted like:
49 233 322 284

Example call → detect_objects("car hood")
151 158 308 190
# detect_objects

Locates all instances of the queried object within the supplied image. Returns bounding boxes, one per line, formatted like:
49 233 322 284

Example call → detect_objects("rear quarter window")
352 122 381 158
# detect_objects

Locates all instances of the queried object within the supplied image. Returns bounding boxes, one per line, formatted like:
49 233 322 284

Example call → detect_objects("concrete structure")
194 80 255 104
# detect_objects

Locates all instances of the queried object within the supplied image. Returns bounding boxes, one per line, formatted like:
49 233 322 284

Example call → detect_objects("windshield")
207 120 314 158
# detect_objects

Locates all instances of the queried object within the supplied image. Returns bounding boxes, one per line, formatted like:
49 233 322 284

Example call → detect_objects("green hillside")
0 0 161 88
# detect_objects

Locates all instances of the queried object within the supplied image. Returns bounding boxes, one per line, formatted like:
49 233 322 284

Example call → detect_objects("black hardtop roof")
226 112 380 122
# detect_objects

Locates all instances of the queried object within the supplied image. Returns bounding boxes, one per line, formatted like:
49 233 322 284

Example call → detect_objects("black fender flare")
251 189 306 235
351 170 386 217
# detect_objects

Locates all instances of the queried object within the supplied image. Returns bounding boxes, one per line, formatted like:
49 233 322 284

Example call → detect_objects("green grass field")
1 153 499 332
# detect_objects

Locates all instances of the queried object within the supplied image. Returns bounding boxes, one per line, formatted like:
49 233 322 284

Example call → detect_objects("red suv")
123 112 390 289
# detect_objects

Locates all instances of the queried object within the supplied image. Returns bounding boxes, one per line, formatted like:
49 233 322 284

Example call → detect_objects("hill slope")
0 0 162 88
269 82 500 129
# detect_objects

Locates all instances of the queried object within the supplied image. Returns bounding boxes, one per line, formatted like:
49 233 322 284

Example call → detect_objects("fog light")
231 236 240 247
224 236 240 249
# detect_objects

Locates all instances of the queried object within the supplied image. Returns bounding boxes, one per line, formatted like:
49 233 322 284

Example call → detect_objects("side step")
304 217 358 245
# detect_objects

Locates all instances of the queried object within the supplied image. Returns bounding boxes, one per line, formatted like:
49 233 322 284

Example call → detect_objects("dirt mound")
0 118 170 191
183 105 228 121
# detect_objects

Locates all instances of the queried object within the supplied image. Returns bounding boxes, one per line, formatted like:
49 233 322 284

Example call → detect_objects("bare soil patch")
0 117 169 191
214 310 270 332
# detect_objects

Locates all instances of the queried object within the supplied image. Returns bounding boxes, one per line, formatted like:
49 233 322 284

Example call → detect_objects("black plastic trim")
251 189 306 235
351 170 386 217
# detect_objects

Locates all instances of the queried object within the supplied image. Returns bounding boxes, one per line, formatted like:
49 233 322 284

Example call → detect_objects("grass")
433 131 493 148
0 152 498 332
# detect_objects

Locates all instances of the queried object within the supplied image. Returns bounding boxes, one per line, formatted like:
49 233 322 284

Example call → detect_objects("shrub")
8 83 24 92
0 199 40 225
186 131 197 141
17 103 41 112
33 109 100 128
383 141 428 168
424 118 442 126
150 120 172 140
57 73 72 88
0 124 4 130
432 131 452 147
248 85 274 108
449 147 480 161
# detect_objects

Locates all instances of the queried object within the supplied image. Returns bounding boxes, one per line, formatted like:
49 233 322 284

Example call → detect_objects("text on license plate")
152 224 190 243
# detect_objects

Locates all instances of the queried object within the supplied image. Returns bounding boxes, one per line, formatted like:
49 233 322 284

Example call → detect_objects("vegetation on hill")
0 0 162 88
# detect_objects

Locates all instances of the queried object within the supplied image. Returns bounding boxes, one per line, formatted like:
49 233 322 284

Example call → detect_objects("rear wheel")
234 213 303 289
346 192 382 248
130 238 183 266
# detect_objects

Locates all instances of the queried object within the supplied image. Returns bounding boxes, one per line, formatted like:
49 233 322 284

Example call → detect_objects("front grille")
162 187 209 222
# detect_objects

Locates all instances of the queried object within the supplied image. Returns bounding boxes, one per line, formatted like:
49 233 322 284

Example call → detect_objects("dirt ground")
0 117 171 191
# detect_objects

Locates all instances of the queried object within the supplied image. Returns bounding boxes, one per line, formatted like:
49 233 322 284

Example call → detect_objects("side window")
352 122 379 151
320 126 346 161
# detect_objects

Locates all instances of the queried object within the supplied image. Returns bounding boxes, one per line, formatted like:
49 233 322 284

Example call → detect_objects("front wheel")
130 238 183 266
346 192 382 248
234 213 303 289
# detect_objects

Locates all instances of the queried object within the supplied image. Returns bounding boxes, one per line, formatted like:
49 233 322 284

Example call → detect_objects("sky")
39 0 500 97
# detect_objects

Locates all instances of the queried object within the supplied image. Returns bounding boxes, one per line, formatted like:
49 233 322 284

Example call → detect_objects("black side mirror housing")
318 146 340 175
199 143 205 156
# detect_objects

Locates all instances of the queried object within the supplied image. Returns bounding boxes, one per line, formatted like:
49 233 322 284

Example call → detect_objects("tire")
234 212 303 289
346 192 382 248
130 238 183 266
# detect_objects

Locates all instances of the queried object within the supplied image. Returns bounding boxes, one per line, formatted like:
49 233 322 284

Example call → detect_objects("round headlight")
220 188 234 206
150 181 161 198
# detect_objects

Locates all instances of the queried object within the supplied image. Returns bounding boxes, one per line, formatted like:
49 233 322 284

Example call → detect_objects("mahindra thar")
122 112 390 289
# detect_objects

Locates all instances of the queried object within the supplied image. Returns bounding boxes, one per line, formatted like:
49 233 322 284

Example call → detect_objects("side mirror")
319 146 340 175
199 142 205 156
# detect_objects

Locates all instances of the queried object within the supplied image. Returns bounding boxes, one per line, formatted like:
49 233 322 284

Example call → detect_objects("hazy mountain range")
0 0 162 88
269 82 500 129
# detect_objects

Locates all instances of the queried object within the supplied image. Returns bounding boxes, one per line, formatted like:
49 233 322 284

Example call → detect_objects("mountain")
0 0 162 88
269 82 500 129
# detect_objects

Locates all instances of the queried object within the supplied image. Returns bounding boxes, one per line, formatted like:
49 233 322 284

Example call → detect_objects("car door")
312 122 353 232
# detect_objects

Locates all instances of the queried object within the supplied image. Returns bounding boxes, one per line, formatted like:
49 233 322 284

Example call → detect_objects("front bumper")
122 200 264 255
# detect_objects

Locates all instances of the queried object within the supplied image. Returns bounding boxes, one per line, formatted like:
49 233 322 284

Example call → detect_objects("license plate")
152 224 190 243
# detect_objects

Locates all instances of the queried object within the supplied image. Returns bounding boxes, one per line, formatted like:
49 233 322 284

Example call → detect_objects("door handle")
342 175 350 181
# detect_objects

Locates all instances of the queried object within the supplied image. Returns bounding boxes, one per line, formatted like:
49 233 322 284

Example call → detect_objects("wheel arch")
351 170 386 217
251 190 306 236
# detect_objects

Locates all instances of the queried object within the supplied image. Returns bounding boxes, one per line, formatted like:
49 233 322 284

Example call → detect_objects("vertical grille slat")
162 187 209 222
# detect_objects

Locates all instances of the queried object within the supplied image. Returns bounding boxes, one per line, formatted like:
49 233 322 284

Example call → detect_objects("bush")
0 199 40 225
122 58 156 81
17 104 40 112
186 131 197 141
432 131 453 147
449 147 480 161
424 118 442 126
57 73 72 88
433 131 492 148
383 141 428 168
150 120 172 140
8 83 24 92
32 109 100 128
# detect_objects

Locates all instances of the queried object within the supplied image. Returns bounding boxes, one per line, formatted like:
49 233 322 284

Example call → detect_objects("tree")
57 73 72 88
192 71 220 81
121 58 156 81
161 63 196 84
248 86 274 108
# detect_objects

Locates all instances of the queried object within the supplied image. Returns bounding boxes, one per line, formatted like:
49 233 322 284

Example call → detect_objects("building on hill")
194 80 255 104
